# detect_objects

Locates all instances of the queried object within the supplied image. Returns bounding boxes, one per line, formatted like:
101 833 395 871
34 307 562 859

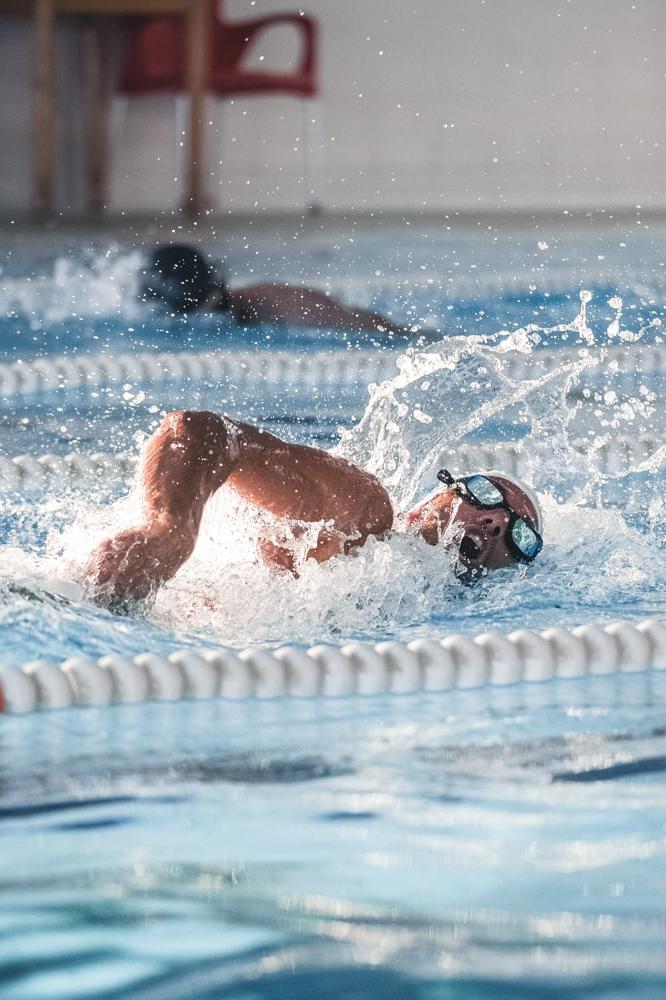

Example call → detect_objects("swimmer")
141 244 418 336
84 411 543 607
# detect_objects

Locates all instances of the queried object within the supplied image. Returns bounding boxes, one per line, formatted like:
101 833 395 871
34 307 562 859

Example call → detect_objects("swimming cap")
141 244 215 314
485 470 544 533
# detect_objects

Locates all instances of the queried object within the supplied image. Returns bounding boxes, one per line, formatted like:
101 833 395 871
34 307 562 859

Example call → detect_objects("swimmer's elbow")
162 409 223 441
369 493 394 537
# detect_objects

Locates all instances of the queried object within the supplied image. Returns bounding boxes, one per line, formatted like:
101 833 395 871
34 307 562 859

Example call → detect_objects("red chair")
118 1 320 208
210 12 317 97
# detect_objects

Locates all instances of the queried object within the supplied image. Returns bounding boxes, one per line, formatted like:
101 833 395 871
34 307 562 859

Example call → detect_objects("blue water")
3 676 666 998
1 219 666 997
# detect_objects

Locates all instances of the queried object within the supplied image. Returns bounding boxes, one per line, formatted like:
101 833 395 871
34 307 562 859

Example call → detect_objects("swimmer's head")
406 468 543 576
140 244 219 314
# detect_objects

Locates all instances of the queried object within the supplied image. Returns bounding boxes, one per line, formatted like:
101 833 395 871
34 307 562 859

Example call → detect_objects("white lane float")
2 617 666 713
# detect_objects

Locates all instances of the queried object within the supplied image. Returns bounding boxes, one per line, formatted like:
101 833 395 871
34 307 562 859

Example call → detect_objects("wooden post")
184 0 208 215
33 0 56 213
82 18 109 212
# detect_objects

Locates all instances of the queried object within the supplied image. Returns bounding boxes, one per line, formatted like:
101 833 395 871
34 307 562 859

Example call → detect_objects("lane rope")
1 618 665 712
0 432 662 490
0 349 395 397
0 342 664 399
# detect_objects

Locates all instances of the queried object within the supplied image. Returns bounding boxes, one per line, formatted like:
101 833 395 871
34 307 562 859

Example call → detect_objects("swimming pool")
1 217 666 997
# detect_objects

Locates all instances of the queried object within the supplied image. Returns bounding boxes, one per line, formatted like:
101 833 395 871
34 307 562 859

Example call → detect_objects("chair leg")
183 0 209 216
109 97 127 145
108 95 128 210
302 97 323 215
175 94 189 199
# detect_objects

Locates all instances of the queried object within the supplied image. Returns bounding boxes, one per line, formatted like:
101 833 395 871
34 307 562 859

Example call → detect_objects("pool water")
1 217 666 997
3 676 666 998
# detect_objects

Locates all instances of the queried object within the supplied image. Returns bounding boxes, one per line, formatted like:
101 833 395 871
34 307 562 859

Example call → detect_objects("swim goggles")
436 468 543 563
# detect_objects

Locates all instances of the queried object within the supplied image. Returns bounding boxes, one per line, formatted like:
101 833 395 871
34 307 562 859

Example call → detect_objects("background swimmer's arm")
229 284 415 335
84 411 235 606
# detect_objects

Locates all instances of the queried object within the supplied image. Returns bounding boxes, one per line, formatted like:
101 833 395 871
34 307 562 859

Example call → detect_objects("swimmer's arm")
229 284 416 336
84 411 235 605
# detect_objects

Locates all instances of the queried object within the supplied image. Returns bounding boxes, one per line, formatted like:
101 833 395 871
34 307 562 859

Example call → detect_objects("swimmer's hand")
83 522 194 608
259 538 298 577
257 526 351 577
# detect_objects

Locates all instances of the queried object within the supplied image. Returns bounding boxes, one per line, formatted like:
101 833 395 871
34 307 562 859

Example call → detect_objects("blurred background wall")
1 0 665 215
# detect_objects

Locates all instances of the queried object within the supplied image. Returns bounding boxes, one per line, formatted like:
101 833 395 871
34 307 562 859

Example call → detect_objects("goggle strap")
437 468 455 486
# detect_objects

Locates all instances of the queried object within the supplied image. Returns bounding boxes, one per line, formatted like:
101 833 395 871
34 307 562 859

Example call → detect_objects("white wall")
2 0 666 214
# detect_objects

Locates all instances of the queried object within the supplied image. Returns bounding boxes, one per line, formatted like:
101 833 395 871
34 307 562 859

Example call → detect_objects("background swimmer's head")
406 469 543 574
140 244 226 314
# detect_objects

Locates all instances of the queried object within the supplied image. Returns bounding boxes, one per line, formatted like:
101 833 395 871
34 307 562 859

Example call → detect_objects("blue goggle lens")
464 475 504 506
511 518 542 559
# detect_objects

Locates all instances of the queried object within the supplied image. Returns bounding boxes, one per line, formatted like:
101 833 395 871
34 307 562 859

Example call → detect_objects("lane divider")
1 618 666 713
0 451 136 488
0 432 662 490
0 349 395 398
440 433 665 476
0 342 665 399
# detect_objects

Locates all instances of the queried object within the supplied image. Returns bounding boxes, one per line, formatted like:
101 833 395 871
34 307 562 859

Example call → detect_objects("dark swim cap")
141 244 215 313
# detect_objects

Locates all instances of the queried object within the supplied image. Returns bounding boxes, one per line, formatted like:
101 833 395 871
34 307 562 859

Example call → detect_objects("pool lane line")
0 431 663 490
1 619 666 713
0 342 664 399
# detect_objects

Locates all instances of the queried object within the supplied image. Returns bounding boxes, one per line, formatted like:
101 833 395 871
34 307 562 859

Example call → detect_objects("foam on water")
0 246 145 325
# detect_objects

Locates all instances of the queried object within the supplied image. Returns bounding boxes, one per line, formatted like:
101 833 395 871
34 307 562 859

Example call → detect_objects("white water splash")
0 247 144 324
335 325 594 512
